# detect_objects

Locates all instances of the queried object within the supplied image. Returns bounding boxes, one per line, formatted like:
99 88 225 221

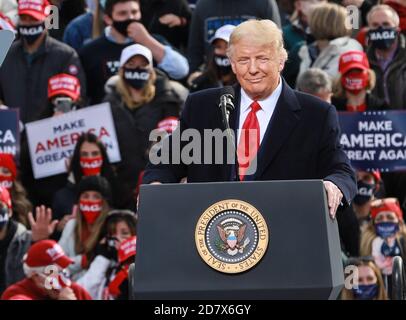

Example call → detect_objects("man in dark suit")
142 19 356 218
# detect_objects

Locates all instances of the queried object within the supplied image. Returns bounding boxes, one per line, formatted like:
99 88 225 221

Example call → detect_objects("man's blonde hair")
367 4 400 27
227 19 288 63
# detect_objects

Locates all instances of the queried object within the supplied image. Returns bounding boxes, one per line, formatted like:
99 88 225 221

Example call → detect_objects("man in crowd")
79 0 189 105
296 68 332 103
366 4 406 110
2 239 92 300
0 0 86 124
143 20 357 219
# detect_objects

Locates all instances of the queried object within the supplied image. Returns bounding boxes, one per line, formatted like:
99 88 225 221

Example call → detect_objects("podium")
132 180 344 299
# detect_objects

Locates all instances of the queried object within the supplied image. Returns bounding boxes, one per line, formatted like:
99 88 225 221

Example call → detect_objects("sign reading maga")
26 103 121 179
338 111 406 172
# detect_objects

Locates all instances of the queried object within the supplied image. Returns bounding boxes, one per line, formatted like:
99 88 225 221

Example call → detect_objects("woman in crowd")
332 50 387 111
77 209 137 299
0 153 32 228
19 73 83 209
341 257 388 300
297 2 363 79
360 198 406 284
103 43 181 210
189 24 237 92
52 132 118 234
58 175 112 280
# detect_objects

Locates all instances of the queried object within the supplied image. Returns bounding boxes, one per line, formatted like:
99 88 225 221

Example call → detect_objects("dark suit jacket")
142 79 357 205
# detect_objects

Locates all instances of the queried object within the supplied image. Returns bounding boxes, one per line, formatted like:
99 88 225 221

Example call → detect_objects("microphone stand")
219 95 239 181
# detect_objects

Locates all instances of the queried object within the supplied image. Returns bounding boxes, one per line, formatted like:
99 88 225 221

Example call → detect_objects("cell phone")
53 97 75 113
107 237 119 247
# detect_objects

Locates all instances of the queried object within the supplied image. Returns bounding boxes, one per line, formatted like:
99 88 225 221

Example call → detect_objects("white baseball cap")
209 24 236 44
120 44 153 67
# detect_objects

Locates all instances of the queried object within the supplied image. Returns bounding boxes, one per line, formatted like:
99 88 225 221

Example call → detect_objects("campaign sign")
26 103 121 179
0 108 19 158
338 111 406 172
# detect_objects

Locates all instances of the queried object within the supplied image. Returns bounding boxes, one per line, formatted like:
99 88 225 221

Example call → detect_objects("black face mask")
353 180 375 205
368 26 398 50
18 22 45 45
214 54 232 76
112 19 138 37
123 67 150 89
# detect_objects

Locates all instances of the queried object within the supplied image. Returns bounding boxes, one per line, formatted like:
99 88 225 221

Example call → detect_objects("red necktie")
237 101 261 180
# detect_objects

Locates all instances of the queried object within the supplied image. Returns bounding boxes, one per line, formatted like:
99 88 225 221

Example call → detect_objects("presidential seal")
195 199 269 274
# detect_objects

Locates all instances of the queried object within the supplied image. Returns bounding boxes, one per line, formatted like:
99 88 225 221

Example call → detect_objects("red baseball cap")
25 240 73 269
0 186 12 209
339 50 370 75
0 153 17 180
48 73 81 101
118 236 137 264
370 198 403 221
18 0 50 22
8 295 33 300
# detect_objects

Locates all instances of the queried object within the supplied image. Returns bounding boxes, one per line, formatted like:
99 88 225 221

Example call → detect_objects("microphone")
218 87 238 180
219 86 235 130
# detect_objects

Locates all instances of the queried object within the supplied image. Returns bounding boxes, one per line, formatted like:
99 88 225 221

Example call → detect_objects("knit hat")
0 153 17 180
77 175 112 204
23 240 73 277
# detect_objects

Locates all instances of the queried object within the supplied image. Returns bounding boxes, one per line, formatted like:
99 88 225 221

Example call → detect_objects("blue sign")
338 111 406 172
0 108 20 160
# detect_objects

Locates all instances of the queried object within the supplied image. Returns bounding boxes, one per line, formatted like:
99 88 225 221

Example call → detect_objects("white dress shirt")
237 77 283 146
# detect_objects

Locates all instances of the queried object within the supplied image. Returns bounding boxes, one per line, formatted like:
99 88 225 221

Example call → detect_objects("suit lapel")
254 79 302 179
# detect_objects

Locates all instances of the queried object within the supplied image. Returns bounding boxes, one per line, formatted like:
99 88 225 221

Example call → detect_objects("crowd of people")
0 0 405 300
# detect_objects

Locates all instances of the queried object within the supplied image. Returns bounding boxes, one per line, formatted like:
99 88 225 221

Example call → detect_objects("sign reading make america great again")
338 111 406 172
25 103 121 179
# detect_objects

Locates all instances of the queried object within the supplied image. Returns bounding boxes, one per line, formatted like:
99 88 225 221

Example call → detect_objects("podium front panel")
134 180 344 299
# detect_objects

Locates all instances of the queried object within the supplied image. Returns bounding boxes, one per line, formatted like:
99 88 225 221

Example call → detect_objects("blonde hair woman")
332 50 387 112
341 257 388 300
298 2 363 79
360 198 406 276
58 176 112 280
103 43 182 210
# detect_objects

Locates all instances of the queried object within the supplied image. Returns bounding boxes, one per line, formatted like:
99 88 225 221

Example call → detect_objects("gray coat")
367 34 406 110
5 222 32 289
0 34 86 123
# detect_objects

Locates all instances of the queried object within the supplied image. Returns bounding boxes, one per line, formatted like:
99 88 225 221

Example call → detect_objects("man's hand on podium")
323 180 343 220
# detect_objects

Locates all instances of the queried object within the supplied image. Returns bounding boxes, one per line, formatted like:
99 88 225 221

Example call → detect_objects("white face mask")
36 267 71 291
